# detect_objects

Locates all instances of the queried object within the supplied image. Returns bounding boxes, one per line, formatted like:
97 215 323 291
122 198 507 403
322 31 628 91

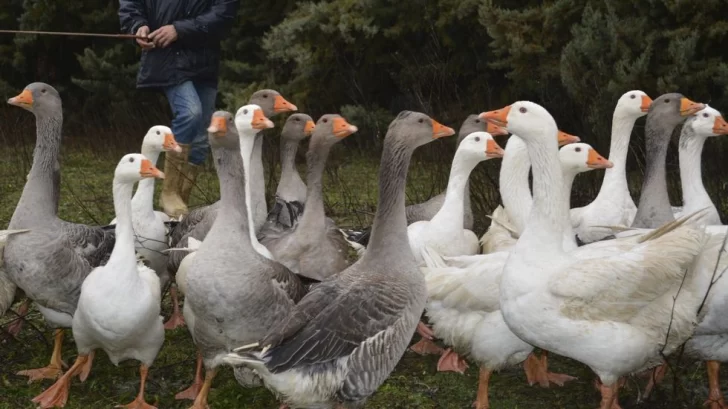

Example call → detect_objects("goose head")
479 101 558 147
208 110 239 150
647 93 705 128
235 104 275 136
686 105 728 137
457 114 509 144
459 131 505 164
115 153 164 184
614 90 653 118
282 113 316 142
313 114 358 146
559 143 613 173
8 82 61 116
388 111 455 149
142 125 182 154
249 89 297 118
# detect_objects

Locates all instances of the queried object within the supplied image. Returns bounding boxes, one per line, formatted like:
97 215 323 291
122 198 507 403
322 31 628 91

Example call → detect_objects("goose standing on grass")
3 83 115 382
163 89 297 330
678 106 728 409
407 131 504 265
223 111 455 409
479 130 581 254
417 141 606 406
109 125 181 281
31 153 166 409
180 106 305 409
260 114 359 282
260 114 315 236
486 99 712 409
569 90 652 244
342 116 507 248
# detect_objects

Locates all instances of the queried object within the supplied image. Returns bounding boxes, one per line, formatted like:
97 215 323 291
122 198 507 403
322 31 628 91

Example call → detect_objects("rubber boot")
160 144 190 218
179 163 201 206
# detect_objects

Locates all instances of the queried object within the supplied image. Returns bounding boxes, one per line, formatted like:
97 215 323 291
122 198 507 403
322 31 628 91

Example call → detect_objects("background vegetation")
2 0 728 407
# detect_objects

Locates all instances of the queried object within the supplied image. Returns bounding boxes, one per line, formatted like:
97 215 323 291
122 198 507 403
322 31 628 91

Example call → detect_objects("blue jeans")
164 81 218 165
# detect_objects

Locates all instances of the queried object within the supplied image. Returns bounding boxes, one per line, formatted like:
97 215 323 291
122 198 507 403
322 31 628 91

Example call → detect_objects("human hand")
135 25 154 49
149 25 178 48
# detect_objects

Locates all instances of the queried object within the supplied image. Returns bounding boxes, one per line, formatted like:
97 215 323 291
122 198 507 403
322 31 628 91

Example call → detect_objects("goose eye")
630 94 635 99
156 131 160 135
664 99 670 103
474 136 480 142
519 107 527 113
295 117 300 121
575 147 581 152
703 113 709 118
475 119 481 123
418 118 424 123
41 88 47 94
243 109 248 115
228 118 233 122
322 118 328 123
129 157 135 163
263 94 268 98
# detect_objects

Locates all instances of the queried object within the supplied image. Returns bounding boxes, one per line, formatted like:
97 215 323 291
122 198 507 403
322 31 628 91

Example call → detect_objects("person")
119 0 239 218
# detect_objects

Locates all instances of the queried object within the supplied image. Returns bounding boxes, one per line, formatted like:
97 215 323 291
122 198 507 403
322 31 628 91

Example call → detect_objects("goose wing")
259 277 410 374
549 221 705 322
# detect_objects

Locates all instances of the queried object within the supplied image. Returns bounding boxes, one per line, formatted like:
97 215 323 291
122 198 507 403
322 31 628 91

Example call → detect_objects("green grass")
0 146 724 408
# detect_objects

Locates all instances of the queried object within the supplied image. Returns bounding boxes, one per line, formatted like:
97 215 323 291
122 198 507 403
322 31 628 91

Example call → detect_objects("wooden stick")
0 29 146 40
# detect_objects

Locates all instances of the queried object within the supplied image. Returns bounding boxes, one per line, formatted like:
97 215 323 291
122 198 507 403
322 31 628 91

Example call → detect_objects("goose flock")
2 81 728 409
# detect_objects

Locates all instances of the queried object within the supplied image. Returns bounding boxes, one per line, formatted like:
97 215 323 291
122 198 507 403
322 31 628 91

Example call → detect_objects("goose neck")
240 131 269 254
106 180 139 272
130 148 161 216
517 125 568 255
276 138 306 202
11 114 63 226
598 114 635 192
362 137 414 265
429 151 477 228
679 129 713 214
631 119 675 228
499 136 531 233
295 140 331 239
211 146 249 238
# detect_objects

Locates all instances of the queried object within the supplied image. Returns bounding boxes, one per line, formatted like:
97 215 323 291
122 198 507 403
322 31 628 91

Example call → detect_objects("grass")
0 143 725 409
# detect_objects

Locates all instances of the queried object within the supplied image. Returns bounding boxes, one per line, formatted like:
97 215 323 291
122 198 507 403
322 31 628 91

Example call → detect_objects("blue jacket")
118 0 239 89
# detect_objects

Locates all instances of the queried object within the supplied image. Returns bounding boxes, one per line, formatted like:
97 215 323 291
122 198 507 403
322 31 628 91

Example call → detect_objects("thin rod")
0 29 146 39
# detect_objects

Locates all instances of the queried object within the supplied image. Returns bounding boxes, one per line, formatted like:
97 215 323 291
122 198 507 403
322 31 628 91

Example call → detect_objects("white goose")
109 125 181 280
569 90 652 244
486 99 712 409
407 131 504 266
420 141 611 408
31 153 165 409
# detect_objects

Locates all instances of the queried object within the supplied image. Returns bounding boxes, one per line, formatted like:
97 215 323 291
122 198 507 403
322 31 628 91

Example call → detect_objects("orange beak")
557 130 581 146
432 119 455 139
713 116 728 135
332 117 358 138
207 116 228 137
304 120 315 136
274 95 298 113
486 138 505 158
640 95 653 112
486 122 509 136
252 109 275 130
587 148 613 169
680 97 705 116
140 158 165 179
479 105 511 127
163 133 182 153
8 89 33 109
